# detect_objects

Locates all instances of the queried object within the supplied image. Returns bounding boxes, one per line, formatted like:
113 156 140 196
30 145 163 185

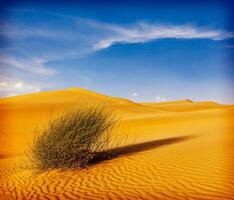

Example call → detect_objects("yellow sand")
0 88 233 199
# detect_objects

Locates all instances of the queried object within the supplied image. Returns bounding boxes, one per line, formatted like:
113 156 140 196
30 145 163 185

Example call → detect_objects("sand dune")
0 88 233 199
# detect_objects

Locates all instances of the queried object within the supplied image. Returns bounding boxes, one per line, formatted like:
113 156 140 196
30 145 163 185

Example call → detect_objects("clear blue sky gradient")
0 1 233 103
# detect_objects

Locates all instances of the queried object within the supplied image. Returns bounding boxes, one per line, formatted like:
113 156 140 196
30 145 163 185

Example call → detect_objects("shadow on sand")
29 135 197 175
90 135 196 166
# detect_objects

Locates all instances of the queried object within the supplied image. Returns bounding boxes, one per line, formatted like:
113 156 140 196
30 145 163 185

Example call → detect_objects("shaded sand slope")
0 88 234 199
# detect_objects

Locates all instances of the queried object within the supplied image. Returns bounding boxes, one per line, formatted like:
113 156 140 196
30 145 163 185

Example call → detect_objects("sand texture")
0 88 234 199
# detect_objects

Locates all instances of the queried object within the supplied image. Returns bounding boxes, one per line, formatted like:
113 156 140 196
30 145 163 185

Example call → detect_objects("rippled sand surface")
0 88 233 199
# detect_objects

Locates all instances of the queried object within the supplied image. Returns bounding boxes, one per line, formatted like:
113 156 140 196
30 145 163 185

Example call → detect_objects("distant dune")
0 88 233 199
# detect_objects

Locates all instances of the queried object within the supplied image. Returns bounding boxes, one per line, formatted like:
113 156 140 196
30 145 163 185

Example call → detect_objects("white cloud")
94 22 234 50
132 92 139 97
0 55 56 76
156 96 167 102
14 82 23 88
0 76 41 97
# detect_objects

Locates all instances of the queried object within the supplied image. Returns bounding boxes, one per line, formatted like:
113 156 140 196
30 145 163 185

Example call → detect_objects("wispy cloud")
0 55 56 76
2 10 233 62
0 26 64 39
94 22 234 50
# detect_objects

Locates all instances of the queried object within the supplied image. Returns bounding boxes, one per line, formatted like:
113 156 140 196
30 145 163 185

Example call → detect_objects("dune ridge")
0 88 233 199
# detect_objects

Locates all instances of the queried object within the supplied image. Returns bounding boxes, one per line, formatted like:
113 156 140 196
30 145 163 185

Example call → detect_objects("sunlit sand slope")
0 88 233 199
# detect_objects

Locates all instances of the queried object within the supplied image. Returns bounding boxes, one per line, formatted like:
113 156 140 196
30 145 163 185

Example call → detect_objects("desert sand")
0 88 233 199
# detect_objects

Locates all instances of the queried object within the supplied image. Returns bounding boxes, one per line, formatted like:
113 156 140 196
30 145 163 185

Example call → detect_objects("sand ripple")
1 131 234 200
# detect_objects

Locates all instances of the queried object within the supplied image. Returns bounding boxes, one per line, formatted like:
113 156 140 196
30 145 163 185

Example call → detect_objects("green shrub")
30 104 117 169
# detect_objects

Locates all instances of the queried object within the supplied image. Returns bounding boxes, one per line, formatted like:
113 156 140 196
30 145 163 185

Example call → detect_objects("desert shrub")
30 104 117 170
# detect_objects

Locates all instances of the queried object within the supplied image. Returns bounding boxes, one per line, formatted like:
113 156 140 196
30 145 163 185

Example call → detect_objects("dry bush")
30 104 118 170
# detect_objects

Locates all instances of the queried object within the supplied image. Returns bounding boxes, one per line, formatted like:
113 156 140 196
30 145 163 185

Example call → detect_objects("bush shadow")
89 135 196 166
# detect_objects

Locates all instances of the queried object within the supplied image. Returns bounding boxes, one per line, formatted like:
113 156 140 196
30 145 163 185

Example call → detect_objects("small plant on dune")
30 104 117 170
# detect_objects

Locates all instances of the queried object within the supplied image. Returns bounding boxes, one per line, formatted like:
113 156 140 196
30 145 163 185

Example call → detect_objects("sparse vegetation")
30 104 117 170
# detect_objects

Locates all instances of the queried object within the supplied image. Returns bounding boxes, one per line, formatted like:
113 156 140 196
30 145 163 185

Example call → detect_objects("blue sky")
0 1 233 103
